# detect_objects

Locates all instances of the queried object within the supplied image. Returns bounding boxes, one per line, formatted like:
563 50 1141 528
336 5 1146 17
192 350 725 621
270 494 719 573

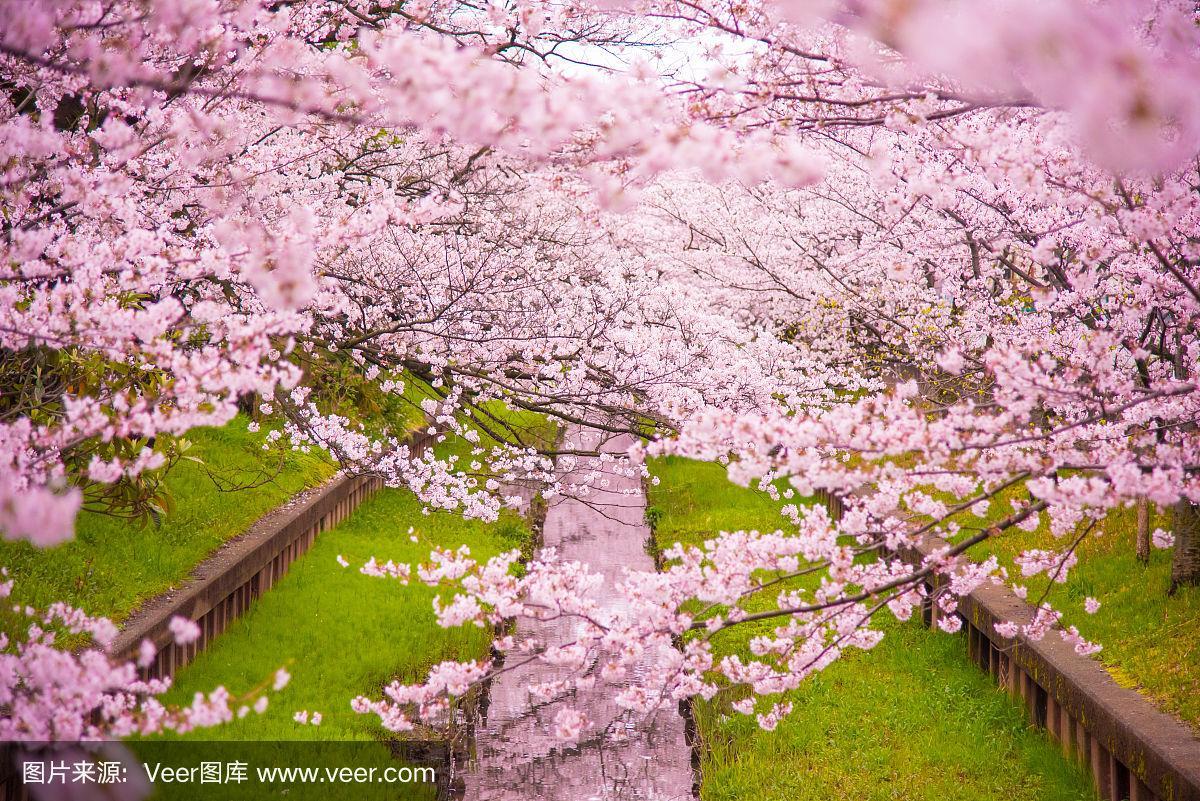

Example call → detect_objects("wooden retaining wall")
922 559 1200 801
817 489 1200 800
110 432 434 680
906 531 1200 801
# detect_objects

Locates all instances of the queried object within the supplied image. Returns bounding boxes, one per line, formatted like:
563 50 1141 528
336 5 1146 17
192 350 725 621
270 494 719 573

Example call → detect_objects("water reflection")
460 429 693 801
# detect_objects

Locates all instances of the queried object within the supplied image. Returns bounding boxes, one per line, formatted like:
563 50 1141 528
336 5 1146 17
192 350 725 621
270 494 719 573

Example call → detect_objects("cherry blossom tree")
2 0 1199 758
348 0 1200 738
0 0 830 545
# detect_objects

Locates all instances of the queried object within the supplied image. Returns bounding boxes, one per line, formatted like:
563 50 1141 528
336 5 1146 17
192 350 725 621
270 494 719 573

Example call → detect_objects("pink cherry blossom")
553 708 588 741
2 0 1199 757
168 616 201 646
1152 529 1176 549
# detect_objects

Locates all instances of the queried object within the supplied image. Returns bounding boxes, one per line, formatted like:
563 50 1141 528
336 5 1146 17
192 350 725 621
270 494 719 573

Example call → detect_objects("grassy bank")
157 487 531 741
950 489 1200 729
126 407 555 797
647 456 1096 801
134 486 468 801
0 373 448 634
0 416 334 628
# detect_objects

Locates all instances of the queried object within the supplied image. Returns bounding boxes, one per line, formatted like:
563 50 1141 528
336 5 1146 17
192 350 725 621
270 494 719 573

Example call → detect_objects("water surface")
461 428 693 800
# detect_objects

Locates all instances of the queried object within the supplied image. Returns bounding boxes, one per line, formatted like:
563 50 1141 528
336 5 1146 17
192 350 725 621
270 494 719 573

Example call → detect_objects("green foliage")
290 355 431 440
644 505 663 530
0 342 192 521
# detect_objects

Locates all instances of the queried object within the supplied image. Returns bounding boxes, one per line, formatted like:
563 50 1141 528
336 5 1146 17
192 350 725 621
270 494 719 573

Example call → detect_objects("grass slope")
951 490 1200 729
647 455 1096 801
132 405 556 798
157 489 530 741
131 485 515 801
0 416 333 627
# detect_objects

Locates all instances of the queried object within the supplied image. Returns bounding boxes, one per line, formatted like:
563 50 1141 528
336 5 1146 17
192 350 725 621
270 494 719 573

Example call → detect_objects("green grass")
647 457 801 542
648 455 1096 801
157 404 556 739
946 489 1200 730
155 487 530 740
0 375 448 634
0 416 334 628
130 406 555 798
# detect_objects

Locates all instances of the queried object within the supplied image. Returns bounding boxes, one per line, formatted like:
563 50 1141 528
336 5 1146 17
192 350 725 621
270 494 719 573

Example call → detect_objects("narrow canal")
461 427 693 800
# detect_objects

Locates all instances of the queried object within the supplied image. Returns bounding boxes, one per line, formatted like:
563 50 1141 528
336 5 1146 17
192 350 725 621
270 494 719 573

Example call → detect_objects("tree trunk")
1169 499 1200 594
1136 498 1151 565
